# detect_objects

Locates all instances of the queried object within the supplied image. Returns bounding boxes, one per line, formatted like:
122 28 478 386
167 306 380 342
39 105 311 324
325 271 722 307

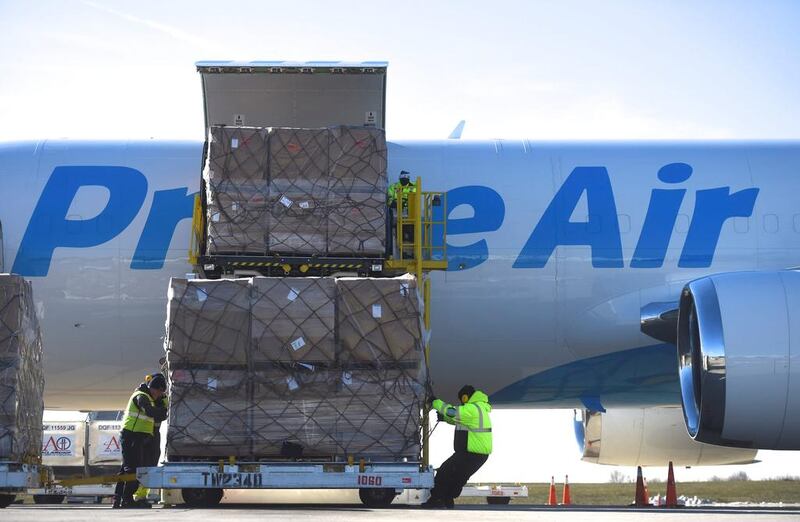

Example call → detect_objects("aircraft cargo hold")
0 274 44 463
164 275 426 460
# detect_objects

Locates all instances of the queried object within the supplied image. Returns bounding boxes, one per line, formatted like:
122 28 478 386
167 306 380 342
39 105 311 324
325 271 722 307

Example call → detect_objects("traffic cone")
547 476 557 505
561 475 571 505
665 461 678 507
634 466 650 506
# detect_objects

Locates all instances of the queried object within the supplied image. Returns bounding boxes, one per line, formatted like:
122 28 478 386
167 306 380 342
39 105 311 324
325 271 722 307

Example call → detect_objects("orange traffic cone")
665 461 678 507
561 475 572 505
547 476 557 505
634 466 650 506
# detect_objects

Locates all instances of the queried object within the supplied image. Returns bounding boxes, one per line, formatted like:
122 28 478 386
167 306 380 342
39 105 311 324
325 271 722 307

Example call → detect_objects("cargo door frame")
0 220 4 273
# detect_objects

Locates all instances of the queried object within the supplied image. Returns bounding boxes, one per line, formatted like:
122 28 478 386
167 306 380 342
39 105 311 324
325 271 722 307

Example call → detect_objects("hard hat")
458 385 475 405
399 170 411 180
148 373 167 391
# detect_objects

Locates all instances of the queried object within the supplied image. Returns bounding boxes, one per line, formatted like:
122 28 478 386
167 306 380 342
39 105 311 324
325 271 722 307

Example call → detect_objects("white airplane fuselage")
2 139 797 411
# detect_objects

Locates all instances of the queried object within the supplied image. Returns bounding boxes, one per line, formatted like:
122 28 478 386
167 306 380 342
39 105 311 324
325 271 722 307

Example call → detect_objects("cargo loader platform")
161 61 447 510
137 461 432 507
197 253 386 278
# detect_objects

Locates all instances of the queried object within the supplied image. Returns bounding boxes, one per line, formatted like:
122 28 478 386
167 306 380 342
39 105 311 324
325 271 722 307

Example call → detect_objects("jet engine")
677 271 800 449
574 407 757 466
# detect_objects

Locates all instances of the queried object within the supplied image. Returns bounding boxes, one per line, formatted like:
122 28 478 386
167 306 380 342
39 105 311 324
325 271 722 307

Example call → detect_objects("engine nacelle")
678 271 800 449
574 407 757 466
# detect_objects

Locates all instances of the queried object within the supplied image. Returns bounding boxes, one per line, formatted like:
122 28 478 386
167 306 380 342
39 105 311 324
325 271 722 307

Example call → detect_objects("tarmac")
3 505 800 521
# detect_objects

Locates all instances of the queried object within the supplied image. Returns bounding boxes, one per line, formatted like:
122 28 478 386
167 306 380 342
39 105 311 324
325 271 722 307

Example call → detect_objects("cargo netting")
205 127 270 255
204 125 387 257
165 275 426 461
268 128 330 255
0 274 44 462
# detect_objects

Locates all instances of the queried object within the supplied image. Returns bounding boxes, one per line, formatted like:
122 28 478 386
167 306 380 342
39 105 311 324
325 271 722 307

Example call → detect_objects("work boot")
444 497 455 509
134 499 153 508
111 496 121 509
421 496 446 509
121 501 152 509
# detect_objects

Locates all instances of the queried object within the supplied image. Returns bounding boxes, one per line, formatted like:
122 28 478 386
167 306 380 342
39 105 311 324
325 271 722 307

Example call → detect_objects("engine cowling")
678 271 800 449
574 407 757 466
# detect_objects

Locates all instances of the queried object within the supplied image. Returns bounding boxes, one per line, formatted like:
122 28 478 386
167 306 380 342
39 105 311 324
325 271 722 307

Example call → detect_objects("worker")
422 385 492 509
387 170 417 212
386 171 417 257
132 373 169 505
112 373 168 509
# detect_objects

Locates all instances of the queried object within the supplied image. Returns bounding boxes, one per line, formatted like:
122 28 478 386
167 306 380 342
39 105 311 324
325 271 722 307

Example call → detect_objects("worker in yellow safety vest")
112 373 167 509
133 373 169 504
387 170 417 212
422 385 492 509
387 171 417 257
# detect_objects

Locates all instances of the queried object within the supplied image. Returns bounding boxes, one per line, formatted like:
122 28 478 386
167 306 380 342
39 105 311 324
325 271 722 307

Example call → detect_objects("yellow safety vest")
122 390 156 435
433 390 493 455
387 181 417 210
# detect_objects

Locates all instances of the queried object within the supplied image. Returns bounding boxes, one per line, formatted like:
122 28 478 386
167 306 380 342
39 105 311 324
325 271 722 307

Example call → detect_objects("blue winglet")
448 120 466 139
580 395 606 413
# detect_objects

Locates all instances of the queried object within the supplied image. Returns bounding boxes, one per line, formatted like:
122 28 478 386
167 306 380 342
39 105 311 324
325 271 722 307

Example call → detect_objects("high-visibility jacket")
154 395 169 430
432 390 492 455
387 181 417 210
122 390 156 435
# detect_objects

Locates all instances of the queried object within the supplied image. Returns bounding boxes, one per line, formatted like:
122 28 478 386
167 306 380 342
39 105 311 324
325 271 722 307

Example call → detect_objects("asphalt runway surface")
3 505 800 521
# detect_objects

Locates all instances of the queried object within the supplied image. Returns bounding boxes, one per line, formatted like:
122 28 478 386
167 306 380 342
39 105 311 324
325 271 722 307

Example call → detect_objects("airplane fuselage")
2 139 797 410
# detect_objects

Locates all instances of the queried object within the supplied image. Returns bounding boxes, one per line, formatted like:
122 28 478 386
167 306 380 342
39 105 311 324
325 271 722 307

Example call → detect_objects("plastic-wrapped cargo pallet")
327 126 387 256
203 125 387 257
268 128 330 255
0 274 45 463
204 126 270 255
164 275 425 460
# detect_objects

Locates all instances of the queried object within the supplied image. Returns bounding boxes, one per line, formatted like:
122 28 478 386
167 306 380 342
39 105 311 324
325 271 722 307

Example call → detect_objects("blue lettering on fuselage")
433 185 505 270
13 166 148 276
12 163 759 276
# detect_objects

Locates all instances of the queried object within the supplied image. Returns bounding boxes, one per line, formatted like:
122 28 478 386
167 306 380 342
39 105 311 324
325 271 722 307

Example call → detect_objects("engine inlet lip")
677 278 727 443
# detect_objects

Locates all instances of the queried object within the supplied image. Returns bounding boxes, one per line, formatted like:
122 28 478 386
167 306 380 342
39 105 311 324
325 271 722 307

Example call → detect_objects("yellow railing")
189 194 203 266
386 177 448 272
384 176 448 469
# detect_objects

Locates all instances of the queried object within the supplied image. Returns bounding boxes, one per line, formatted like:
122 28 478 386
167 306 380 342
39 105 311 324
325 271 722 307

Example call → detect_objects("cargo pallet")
0 461 50 508
137 460 432 507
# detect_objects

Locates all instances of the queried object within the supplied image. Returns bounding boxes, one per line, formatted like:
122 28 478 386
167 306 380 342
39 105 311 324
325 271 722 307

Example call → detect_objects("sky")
7 0 800 484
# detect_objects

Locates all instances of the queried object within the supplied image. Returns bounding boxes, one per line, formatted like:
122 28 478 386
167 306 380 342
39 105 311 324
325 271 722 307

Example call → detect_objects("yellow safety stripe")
471 403 492 433
229 261 362 269
127 411 154 422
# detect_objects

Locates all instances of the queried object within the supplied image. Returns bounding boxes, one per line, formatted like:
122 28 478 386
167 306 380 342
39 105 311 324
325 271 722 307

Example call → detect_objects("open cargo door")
197 61 387 129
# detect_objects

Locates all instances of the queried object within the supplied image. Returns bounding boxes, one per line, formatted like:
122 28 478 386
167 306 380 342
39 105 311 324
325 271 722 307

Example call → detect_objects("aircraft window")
617 214 631 234
674 214 690 234
763 214 779 234
734 217 749 234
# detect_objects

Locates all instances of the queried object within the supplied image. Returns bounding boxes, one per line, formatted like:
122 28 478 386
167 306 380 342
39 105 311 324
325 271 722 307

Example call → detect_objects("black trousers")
143 430 161 467
113 430 149 504
430 451 489 501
